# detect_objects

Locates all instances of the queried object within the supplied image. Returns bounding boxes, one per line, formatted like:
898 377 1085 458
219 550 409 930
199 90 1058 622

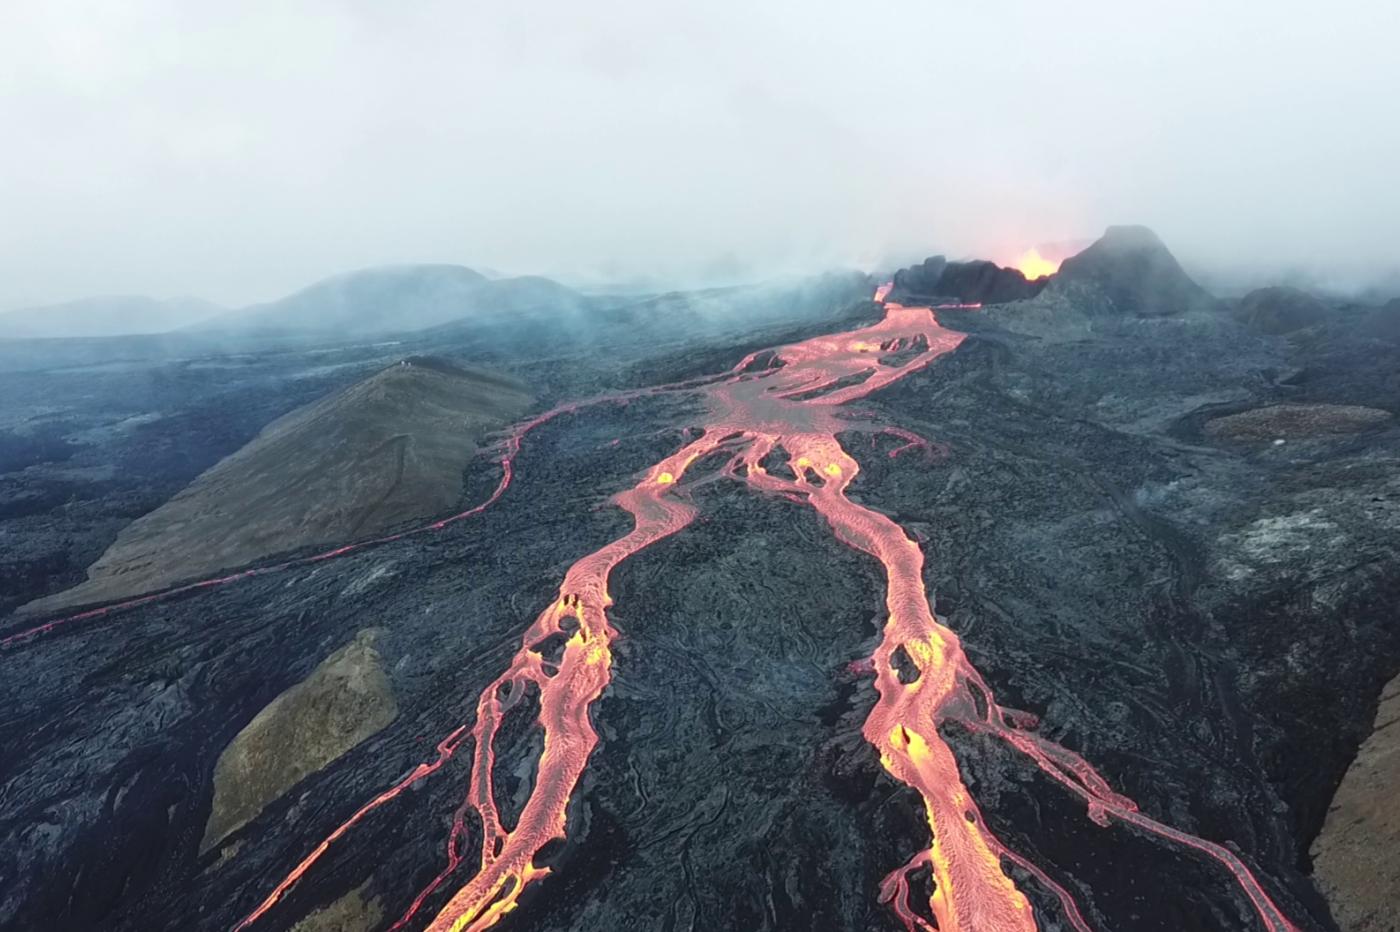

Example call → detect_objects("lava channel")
235 284 1299 932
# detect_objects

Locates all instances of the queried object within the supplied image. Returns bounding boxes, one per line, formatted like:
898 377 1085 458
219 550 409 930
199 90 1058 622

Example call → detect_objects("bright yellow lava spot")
850 340 880 353
1012 246 1060 281
656 472 675 485
795 456 812 469
891 724 932 762
904 634 946 668
823 463 842 477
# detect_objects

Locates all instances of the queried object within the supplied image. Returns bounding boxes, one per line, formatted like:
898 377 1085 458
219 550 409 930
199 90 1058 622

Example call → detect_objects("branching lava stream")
236 286 1299 932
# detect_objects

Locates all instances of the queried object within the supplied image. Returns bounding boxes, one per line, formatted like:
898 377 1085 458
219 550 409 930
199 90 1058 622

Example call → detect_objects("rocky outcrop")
893 256 1046 305
1044 224 1216 317
1205 404 1392 442
21 357 530 615
892 256 948 296
1236 286 1333 335
940 260 1047 304
1311 674 1400 932
288 883 384 932
202 630 397 852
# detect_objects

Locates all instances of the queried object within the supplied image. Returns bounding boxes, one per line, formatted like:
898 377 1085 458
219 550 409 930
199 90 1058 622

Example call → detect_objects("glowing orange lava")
1012 247 1060 281
230 286 1298 932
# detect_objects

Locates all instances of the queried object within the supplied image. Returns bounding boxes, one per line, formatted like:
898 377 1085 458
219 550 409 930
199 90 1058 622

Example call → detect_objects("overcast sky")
2 0 1397 310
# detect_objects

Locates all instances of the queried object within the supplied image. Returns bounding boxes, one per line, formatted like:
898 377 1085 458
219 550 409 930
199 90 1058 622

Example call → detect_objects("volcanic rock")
1236 286 1333 335
1044 224 1216 316
202 630 397 852
20 357 530 615
1310 673 1400 932
287 883 384 932
1204 404 1393 442
893 256 1045 305
892 256 948 295
938 260 1047 304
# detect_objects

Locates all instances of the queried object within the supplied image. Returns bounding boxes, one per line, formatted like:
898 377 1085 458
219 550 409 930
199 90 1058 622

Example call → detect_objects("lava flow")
236 284 1299 932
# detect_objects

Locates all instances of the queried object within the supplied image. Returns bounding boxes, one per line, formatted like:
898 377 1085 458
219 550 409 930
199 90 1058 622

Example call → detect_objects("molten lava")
219 285 1295 931
1012 246 1060 281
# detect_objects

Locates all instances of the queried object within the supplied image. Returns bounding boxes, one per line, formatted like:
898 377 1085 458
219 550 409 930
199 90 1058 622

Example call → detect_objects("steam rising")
1 0 1397 310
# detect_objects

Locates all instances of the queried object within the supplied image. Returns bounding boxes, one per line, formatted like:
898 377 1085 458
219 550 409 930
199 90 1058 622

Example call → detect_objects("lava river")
235 285 1300 932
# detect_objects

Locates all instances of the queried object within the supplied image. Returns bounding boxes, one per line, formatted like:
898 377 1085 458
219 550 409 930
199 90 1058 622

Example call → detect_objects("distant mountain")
416 270 874 367
597 272 872 332
0 295 223 339
199 264 588 335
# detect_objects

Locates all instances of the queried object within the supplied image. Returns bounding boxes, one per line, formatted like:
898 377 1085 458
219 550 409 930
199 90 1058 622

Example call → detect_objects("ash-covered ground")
1 234 1397 932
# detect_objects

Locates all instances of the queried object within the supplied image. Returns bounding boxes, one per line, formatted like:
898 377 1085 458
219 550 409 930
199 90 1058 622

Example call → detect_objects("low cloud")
1 0 1397 309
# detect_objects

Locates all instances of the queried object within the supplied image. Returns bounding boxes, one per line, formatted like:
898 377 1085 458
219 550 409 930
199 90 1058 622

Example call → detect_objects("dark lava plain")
1 261 1398 932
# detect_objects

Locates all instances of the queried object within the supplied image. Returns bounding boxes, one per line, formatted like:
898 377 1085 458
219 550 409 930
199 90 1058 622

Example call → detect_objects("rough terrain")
0 235 1396 932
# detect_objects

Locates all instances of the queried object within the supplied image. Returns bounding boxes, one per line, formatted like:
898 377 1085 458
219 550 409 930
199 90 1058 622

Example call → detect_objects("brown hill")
202 628 396 853
21 357 530 615
1311 674 1400 931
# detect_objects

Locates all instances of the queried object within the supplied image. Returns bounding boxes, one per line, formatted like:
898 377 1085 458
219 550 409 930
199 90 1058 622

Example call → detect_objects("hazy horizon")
3 1 1397 313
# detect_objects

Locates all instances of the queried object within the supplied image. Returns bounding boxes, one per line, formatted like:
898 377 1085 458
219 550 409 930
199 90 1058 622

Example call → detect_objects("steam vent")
3 227 1399 932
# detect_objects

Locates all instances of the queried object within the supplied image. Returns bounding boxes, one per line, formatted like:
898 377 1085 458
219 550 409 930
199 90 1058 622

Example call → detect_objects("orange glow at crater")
1012 246 1061 280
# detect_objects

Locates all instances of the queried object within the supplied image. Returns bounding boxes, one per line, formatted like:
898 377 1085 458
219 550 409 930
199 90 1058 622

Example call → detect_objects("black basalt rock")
893 255 1046 305
893 256 948 295
939 260 1047 305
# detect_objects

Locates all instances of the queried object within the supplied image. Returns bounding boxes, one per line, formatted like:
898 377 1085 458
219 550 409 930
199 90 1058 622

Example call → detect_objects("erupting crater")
222 284 1297 931
1010 247 1061 281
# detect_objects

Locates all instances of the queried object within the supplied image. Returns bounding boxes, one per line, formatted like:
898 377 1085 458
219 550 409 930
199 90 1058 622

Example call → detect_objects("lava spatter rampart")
236 287 1299 932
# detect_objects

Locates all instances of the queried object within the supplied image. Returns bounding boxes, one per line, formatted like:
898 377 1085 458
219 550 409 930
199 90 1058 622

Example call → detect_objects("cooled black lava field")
2 232 1398 932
